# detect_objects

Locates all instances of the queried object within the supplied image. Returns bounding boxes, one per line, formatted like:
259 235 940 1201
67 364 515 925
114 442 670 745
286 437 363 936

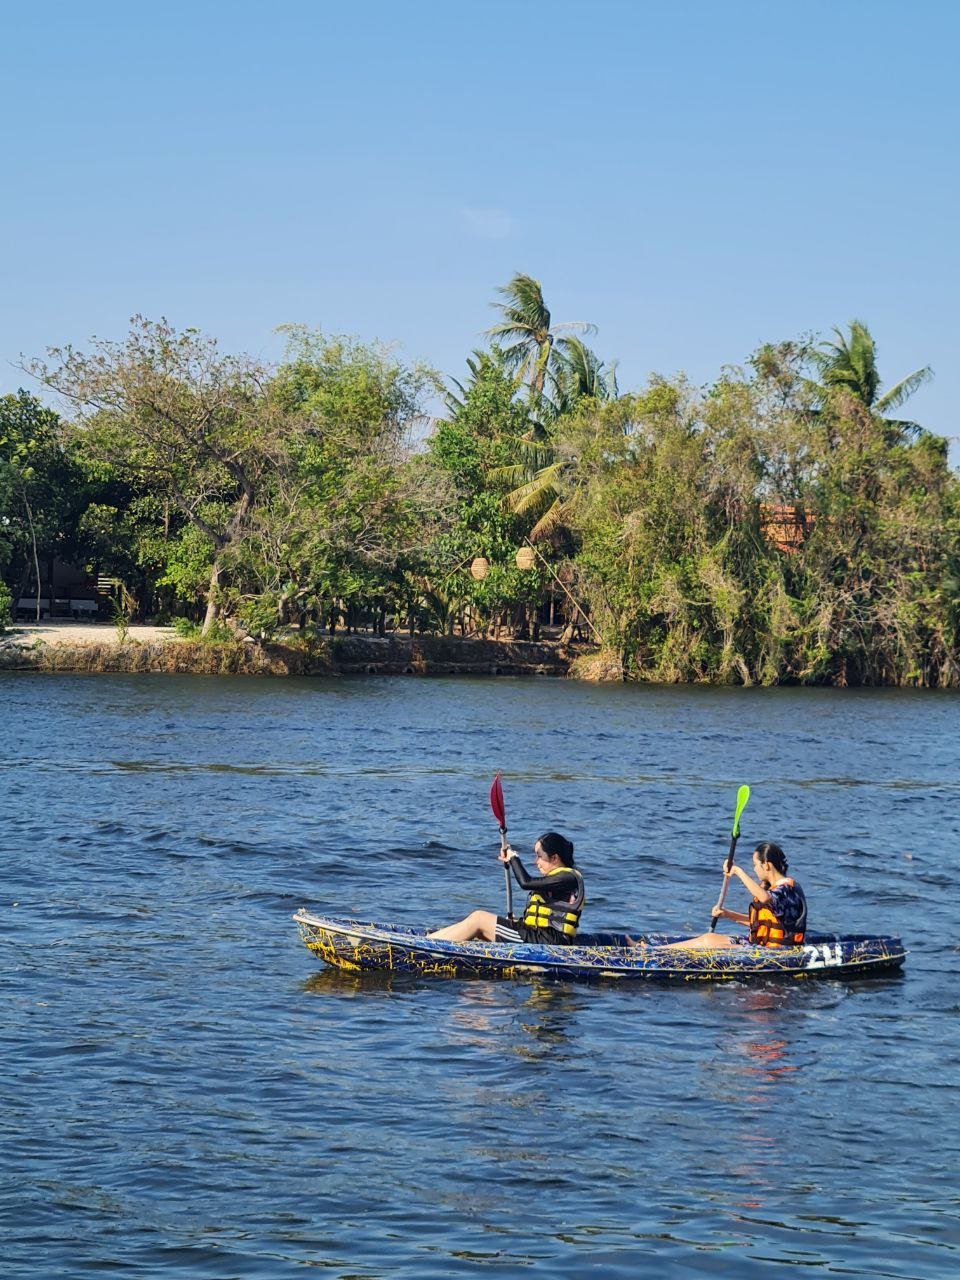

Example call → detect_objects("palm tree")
490 339 619 540
812 320 933 439
485 277 618 541
487 273 595 400
548 336 618 414
444 346 518 417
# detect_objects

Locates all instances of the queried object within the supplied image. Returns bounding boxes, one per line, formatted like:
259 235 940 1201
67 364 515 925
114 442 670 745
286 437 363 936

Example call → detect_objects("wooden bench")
15 598 50 618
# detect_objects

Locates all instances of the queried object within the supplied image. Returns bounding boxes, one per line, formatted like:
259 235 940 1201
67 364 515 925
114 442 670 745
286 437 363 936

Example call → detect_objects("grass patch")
568 650 624 682
25 637 332 676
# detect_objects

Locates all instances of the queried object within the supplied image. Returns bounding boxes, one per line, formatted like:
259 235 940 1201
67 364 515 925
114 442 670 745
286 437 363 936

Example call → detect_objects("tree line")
2 275 957 686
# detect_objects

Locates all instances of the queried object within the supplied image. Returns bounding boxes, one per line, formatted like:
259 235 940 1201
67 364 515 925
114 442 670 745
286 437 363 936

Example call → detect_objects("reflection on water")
731 989 801 1093
301 967 428 999
516 984 586 1058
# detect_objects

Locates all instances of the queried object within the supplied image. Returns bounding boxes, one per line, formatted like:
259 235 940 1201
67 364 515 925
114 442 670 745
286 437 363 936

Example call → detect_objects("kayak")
293 910 906 982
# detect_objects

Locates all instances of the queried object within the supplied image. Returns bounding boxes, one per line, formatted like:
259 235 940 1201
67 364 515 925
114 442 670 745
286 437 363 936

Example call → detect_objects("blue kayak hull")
293 911 906 982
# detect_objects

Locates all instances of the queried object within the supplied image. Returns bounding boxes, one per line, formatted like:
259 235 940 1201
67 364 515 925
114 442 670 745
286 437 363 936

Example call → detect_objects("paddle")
710 784 751 930
489 772 513 921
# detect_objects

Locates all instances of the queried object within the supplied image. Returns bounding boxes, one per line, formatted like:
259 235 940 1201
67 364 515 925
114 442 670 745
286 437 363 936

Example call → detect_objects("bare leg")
427 910 499 942
659 931 740 951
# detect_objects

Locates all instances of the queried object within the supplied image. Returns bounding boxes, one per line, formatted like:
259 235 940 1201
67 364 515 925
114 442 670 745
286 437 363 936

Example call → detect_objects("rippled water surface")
2 673 958 1278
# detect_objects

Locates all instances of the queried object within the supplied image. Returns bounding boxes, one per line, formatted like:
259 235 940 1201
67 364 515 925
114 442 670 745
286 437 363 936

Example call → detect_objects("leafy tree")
0 391 83 616
239 328 442 634
428 351 544 635
9 290 957 688
30 318 294 634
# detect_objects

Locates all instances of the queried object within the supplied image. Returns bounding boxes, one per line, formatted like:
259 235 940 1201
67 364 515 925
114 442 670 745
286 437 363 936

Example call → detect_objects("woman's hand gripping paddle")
710 784 751 930
490 772 513 921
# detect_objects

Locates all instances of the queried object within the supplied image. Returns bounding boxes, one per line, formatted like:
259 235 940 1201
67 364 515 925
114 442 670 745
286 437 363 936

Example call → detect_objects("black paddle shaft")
501 825 514 921
710 832 739 931
710 785 750 932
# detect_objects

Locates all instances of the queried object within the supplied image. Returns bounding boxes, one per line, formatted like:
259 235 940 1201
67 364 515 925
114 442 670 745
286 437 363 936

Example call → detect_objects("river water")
2 673 958 1278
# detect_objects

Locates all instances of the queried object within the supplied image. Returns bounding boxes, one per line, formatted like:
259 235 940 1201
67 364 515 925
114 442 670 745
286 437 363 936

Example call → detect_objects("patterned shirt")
766 879 807 932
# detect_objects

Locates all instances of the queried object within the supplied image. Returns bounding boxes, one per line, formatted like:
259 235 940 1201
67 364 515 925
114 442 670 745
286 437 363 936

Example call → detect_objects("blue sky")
3 0 957 453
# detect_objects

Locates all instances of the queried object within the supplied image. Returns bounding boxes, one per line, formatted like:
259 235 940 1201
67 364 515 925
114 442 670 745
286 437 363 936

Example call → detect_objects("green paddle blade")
731 784 750 838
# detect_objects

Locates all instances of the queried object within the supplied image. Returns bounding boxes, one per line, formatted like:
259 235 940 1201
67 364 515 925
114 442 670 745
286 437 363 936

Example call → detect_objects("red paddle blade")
489 773 506 827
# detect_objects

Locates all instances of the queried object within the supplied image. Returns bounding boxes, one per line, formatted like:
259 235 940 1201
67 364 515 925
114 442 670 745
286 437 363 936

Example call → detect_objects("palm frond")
511 436 555 468
814 320 879 406
492 273 551 333
488 462 532 488
486 338 537 379
445 382 467 415
529 497 567 541
550 335 616 406
815 320 933 427
487 323 538 346
512 486 556 518
876 366 933 413
552 320 598 338
505 461 565 515
879 416 924 441
485 274 598 399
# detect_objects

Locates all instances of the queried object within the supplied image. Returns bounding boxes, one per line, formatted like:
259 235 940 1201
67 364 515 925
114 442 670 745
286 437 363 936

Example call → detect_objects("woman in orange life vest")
662 841 807 950
427 832 584 945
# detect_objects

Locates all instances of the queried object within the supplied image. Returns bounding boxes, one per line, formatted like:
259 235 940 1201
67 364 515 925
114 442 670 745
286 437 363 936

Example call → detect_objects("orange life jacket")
748 878 807 946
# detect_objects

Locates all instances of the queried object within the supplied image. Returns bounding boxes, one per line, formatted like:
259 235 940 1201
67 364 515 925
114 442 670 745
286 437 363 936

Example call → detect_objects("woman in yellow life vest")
427 832 585 945
661 841 807 950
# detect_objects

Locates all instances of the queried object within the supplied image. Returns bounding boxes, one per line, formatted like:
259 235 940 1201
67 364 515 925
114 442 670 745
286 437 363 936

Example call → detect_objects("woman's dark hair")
753 841 788 874
539 831 575 867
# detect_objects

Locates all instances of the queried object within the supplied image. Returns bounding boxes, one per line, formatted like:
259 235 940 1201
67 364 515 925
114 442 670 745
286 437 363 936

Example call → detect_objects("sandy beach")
0 620 177 648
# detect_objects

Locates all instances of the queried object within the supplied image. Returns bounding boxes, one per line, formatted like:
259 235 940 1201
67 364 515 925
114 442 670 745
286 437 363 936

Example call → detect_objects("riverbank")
0 622 587 678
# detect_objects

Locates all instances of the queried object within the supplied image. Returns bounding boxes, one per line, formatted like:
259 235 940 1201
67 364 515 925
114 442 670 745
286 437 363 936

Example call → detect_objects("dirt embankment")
0 623 595 678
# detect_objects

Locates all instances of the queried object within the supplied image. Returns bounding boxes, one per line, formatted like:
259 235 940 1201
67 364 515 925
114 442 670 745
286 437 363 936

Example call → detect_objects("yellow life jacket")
748 878 806 946
522 866 585 939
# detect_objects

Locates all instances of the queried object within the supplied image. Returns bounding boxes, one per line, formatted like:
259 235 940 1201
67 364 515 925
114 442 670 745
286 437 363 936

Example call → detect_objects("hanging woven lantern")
470 556 490 581
515 546 536 571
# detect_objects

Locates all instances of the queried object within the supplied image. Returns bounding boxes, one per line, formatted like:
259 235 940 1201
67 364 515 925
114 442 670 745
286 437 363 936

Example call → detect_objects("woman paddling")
427 832 585 945
660 841 807 950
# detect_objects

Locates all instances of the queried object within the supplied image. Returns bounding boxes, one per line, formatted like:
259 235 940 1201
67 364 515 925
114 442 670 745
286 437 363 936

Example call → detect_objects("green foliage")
565 356 959 687
8 292 958 685
172 617 201 639
274 326 435 434
31 318 288 634
0 581 11 632
110 596 131 644
172 615 234 644
233 592 284 639
159 520 219 604
487 273 596 399
811 320 933 441
426 351 547 628
1 391 84 589
224 328 445 634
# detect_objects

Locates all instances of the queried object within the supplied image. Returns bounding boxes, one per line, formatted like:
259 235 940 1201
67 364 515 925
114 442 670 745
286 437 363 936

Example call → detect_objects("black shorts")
495 916 574 946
